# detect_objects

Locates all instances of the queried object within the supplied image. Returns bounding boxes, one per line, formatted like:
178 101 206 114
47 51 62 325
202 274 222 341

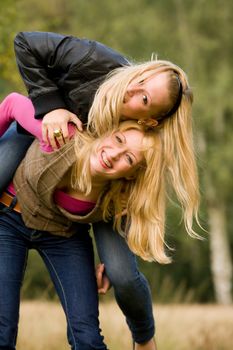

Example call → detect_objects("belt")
0 191 21 213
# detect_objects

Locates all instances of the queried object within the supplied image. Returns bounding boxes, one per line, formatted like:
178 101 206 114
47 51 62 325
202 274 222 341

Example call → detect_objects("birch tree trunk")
175 0 233 304
198 133 232 304
207 197 232 304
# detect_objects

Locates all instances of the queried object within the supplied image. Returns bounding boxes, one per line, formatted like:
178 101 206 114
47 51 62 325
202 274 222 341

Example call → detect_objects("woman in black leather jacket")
0 31 195 350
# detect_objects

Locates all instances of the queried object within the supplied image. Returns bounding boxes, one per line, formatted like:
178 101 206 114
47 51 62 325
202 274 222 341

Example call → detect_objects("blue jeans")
0 126 155 344
0 204 107 350
93 221 155 344
0 123 33 194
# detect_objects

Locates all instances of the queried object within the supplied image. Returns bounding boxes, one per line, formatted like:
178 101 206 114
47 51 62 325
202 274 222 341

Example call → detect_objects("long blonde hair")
88 59 192 134
77 60 200 263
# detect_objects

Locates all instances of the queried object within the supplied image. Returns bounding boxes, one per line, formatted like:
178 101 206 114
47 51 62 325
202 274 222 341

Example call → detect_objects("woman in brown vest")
0 90 200 350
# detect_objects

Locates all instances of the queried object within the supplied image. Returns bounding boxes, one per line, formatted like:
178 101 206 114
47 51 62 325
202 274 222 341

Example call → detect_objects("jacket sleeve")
14 31 93 117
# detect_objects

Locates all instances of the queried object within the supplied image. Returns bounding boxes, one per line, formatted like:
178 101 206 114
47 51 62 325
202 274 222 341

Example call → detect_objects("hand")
96 263 112 295
42 109 83 149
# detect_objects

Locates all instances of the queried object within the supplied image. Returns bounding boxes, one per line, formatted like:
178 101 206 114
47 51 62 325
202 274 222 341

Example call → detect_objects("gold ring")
53 129 63 138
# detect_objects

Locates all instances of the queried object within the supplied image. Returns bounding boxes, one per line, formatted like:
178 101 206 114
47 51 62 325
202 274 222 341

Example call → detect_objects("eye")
125 154 134 166
142 95 148 105
115 134 123 143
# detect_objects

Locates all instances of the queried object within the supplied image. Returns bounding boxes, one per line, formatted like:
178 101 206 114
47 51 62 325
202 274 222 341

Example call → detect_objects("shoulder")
93 40 130 67
76 39 130 79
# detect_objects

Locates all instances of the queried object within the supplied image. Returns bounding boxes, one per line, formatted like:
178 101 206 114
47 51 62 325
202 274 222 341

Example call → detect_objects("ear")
138 118 159 129
145 118 158 128
125 174 136 181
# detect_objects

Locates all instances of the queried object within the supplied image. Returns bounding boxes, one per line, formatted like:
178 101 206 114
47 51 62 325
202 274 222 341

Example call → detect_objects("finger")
55 134 65 148
96 264 105 288
102 277 111 292
98 288 107 295
47 127 58 150
70 115 83 131
98 282 110 295
60 123 69 143
53 125 66 147
96 263 105 273
42 124 49 144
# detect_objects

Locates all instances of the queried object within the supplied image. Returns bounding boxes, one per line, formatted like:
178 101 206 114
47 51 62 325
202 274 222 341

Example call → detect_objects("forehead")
145 72 170 114
145 71 169 89
121 129 144 151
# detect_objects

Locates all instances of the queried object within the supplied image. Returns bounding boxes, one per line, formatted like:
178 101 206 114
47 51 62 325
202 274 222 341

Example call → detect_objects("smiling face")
121 71 171 120
90 129 144 181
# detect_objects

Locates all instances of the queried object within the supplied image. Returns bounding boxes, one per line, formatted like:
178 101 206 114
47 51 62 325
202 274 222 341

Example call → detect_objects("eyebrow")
120 131 141 164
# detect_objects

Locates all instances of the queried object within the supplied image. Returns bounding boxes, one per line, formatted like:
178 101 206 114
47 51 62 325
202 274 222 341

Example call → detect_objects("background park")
0 0 232 349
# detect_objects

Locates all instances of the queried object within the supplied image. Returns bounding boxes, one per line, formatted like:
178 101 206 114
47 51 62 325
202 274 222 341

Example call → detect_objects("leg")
93 221 155 346
0 93 43 139
0 206 29 349
135 339 157 350
0 122 33 193
37 226 107 350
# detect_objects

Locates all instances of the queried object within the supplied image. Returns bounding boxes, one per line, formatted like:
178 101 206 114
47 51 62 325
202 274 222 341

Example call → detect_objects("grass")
17 301 233 350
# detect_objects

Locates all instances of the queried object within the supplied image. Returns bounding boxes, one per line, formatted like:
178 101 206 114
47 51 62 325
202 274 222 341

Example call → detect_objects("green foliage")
0 1 23 94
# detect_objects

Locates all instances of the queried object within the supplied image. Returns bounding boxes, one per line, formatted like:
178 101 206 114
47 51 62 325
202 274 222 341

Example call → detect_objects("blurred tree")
172 0 233 304
0 0 25 95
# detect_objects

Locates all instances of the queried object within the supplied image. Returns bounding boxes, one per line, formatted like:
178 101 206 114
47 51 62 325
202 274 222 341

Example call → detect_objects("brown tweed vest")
13 139 106 237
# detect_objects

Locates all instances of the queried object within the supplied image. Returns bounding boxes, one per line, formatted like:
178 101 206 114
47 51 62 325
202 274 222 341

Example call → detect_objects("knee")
105 263 145 292
7 92 30 105
4 92 26 111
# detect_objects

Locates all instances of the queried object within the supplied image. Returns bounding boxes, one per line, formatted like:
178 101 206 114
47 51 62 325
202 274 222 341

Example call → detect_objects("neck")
90 175 109 190
77 176 109 202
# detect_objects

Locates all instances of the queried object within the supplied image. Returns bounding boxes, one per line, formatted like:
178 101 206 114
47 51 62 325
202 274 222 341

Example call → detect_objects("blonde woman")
0 31 199 350
0 92 162 349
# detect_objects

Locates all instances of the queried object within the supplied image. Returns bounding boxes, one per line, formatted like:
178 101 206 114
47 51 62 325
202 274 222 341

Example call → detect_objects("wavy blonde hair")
72 121 171 263
88 59 192 134
74 60 200 262
71 120 200 264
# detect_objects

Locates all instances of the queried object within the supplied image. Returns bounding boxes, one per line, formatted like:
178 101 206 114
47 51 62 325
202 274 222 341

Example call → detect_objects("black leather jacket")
14 31 130 124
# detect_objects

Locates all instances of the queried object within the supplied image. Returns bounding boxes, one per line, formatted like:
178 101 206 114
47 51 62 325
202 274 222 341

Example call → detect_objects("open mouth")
101 151 112 169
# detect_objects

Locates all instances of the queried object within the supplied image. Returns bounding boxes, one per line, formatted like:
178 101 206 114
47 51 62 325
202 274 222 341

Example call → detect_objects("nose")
109 148 124 160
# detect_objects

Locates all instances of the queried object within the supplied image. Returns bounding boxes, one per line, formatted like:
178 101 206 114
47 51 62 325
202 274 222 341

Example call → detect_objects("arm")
14 31 129 119
14 32 87 147
14 31 129 147
14 31 92 118
0 93 76 151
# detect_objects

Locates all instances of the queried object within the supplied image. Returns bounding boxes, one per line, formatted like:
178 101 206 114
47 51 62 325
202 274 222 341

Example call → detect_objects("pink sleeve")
0 93 76 152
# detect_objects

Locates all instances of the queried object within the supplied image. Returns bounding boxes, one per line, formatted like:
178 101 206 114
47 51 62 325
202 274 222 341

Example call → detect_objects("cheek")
122 100 141 118
129 97 141 111
118 163 132 176
99 138 111 149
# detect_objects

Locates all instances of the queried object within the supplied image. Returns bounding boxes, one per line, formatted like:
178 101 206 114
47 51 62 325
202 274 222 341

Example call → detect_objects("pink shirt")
54 190 95 214
7 183 96 215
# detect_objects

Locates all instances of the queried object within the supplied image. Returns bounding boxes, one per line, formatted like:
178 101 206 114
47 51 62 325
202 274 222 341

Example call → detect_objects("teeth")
102 152 112 168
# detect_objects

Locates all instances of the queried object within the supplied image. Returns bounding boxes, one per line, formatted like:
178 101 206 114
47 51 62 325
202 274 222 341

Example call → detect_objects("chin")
127 115 139 121
120 115 127 121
